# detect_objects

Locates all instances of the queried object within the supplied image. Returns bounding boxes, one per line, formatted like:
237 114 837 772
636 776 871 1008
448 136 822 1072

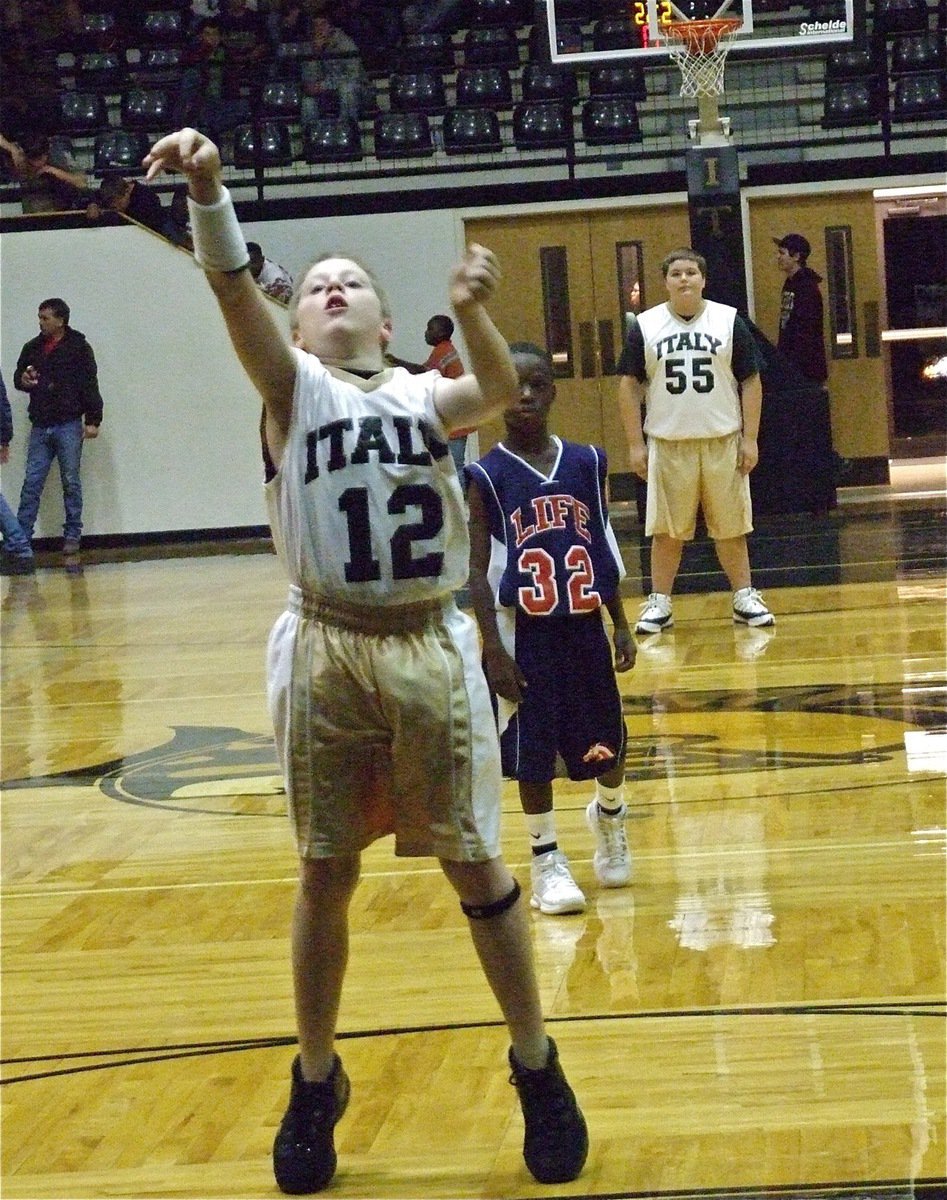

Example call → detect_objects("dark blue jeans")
17 419 84 543
0 491 33 557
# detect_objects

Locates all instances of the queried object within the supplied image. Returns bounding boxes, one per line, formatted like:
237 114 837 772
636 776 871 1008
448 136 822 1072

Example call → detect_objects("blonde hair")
287 252 392 332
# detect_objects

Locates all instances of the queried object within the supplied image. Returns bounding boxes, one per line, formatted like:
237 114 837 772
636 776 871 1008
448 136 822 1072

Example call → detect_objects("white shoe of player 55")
530 850 587 915
635 592 673 635
585 801 633 887
732 586 775 627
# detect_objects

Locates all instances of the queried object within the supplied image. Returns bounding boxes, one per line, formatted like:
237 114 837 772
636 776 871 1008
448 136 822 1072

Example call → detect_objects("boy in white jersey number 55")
617 247 775 637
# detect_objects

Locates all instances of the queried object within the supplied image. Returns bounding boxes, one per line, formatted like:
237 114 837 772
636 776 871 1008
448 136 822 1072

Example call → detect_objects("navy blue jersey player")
467 342 635 916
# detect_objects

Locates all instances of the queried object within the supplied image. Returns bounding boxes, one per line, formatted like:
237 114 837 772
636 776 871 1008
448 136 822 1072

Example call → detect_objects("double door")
465 205 690 471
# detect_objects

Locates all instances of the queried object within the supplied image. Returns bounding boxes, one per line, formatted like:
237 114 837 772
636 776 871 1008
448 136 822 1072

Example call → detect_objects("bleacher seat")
463 26 521 67
58 92 109 136
512 101 573 149
79 10 117 51
121 88 173 132
822 79 884 126
373 112 435 158
93 129 148 174
303 119 363 163
443 107 504 153
825 44 884 80
259 80 303 121
892 70 947 116
76 50 126 92
469 0 532 26
388 71 447 113
592 18 641 52
521 64 579 103
588 63 647 100
455 66 514 108
232 121 294 168
395 32 455 72
872 0 930 36
890 32 946 74
136 46 184 84
142 10 185 46
581 97 642 144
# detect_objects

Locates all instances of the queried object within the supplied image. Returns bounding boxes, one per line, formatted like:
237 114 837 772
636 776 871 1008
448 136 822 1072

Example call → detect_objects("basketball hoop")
665 17 742 98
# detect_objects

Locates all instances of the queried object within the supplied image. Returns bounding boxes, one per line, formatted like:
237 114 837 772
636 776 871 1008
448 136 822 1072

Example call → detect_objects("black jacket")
777 266 828 384
13 327 104 428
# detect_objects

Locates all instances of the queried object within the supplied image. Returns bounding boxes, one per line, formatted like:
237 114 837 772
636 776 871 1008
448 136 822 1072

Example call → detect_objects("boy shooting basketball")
143 127 587 1194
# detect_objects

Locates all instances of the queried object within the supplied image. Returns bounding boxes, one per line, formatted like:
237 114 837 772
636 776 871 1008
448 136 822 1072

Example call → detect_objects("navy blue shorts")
499 610 626 783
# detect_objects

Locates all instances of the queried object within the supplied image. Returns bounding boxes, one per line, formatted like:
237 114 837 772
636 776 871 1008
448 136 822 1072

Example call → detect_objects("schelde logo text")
799 19 846 33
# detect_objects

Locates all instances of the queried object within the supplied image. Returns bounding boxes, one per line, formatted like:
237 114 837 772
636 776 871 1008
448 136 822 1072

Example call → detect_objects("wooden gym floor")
1 497 945 1200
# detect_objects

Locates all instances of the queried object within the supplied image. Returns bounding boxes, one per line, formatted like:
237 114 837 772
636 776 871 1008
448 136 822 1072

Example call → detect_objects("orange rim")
665 16 742 52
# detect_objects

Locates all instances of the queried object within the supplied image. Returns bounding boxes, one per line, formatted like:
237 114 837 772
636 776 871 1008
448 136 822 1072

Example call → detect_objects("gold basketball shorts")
267 588 502 863
645 432 753 541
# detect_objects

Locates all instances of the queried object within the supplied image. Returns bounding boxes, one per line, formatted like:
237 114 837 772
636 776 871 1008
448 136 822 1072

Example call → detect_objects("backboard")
545 0 864 62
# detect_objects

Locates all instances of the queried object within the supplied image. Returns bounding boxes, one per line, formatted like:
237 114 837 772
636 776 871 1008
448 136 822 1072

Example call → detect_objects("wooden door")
465 205 690 473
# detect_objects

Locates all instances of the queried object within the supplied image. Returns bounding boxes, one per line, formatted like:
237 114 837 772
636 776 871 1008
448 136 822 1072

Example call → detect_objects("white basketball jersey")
265 348 469 605
637 299 743 440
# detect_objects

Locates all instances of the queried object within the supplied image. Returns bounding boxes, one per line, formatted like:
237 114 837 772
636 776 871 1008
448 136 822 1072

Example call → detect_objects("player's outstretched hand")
143 129 222 194
449 243 501 310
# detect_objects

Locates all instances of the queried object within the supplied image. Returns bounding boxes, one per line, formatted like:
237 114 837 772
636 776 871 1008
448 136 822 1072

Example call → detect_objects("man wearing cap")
774 234 828 385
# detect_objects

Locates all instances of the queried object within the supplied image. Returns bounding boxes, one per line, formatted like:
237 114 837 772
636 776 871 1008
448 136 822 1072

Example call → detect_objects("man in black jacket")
13 299 103 569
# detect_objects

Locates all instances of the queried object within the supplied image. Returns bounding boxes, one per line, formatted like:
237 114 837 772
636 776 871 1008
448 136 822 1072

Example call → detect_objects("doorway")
874 187 947 458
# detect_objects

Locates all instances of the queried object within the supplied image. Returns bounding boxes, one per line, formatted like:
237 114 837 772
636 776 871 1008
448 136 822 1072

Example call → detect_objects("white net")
666 19 741 98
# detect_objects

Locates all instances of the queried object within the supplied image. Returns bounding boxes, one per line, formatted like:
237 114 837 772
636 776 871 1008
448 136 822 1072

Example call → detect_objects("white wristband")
187 187 250 274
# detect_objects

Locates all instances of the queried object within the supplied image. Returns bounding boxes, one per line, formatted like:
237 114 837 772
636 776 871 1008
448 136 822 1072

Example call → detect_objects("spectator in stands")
247 241 295 302
267 0 313 50
172 17 252 141
0 132 89 213
329 0 401 71
87 175 166 235
300 12 373 129
219 0 269 100
424 314 472 473
163 183 194 249
401 0 469 33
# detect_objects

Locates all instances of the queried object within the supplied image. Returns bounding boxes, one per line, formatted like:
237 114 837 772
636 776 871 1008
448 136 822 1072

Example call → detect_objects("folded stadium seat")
821 79 884 126
388 71 447 113
394 32 456 72
58 91 110 137
93 129 149 174
468 0 532 26
588 62 647 100
890 32 946 74
141 10 185 47
303 118 363 163
258 79 303 121
512 100 573 149
232 121 294 168
373 112 435 158
75 50 127 93
521 63 579 103
120 87 172 132
442 106 503 153
892 70 947 117
463 26 521 68
824 43 885 80
581 97 642 145
591 17 641 52
872 0 930 36
135 46 184 85
455 66 514 108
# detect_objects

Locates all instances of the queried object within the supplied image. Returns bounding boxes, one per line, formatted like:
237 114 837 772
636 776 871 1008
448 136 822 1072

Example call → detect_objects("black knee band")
461 878 521 920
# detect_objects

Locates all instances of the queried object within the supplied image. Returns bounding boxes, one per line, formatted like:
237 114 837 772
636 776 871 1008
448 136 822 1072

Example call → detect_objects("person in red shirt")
424 314 472 473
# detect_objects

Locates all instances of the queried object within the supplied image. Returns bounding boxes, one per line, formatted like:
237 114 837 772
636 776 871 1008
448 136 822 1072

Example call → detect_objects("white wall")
0 208 464 539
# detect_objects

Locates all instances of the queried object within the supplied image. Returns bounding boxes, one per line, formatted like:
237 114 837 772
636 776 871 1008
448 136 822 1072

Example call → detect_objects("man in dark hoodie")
774 233 828 386
13 299 103 569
